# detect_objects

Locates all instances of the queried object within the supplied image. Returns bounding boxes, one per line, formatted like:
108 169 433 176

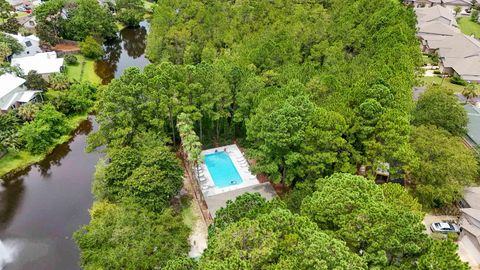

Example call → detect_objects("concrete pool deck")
199 144 260 196
197 144 276 217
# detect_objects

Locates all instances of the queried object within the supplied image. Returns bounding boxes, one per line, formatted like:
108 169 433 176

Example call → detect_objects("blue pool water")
204 152 243 188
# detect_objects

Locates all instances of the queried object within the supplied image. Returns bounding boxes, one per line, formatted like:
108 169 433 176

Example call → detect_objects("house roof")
463 186 480 208
0 73 26 100
450 56 480 79
418 21 460 36
204 182 276 218
462 208 480 222
0 73 27 111
415 6 458 27
430 0 472 5
438 34 480 60
464 103 480 147
11 52 64 75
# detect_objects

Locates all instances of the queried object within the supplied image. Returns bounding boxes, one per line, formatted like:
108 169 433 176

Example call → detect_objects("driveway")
458 237 480 270
422 214 458 235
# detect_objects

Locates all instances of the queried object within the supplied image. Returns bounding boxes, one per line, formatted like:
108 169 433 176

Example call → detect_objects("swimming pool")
204 152 243 188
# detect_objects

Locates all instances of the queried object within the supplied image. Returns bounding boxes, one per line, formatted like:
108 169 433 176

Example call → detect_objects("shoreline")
0 113 90 179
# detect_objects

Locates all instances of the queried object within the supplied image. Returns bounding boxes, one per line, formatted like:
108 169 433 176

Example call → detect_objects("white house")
0 73 40 112
11 52 64 78
3 33 42 58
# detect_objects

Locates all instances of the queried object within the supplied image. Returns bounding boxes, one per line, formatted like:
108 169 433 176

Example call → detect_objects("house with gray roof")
464 104 480 147
459 187 480 266
416 5 458 27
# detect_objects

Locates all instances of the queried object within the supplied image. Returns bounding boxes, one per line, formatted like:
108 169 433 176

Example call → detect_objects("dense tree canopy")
413 87 468 136
200 209 366 270
301 173 428 269
202 178 467 270
35 0 116 44
409 125 478 208
74 202 190 270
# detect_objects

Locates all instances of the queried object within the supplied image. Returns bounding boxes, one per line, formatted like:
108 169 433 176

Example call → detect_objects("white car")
430 222 461 233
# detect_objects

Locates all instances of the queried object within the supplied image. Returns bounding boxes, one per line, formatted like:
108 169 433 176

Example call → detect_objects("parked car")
430 222 461 233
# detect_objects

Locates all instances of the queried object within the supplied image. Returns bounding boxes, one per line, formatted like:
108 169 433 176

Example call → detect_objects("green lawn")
421 76 466 93
457 17 480 39
65 54 102 85
0 114 88 178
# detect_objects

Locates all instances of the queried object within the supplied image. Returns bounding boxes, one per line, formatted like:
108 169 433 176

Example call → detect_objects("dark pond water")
0 21 150 270
0 117 100 270
95 20 151 84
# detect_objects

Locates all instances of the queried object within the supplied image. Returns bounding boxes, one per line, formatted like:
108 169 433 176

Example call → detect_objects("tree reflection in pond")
95 20 150 85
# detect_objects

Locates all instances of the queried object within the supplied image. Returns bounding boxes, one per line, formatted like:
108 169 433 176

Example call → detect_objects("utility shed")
204 182 276 218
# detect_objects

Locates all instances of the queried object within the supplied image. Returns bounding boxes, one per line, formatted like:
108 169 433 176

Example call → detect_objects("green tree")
301 173 429 268
80 36 104 59
121 146 183 212
0 17 20 34
16 103 41 122
63 0 116 41
25 71 48 91
74 202 190 270
0 0 12 24
472 9 479 22
116 0 144 27
0 111 21 153
462 83 479 102
200 209 366 270
246 87 314 188
0 42 11 63
0 33 23 54
18 104 68 154
418 240 469 270
454 6 462 16
34 0 65 45
413 87 468 136
48 73 70 90
409 125 478 208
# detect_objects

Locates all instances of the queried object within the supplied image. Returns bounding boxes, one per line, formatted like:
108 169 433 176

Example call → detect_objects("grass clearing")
457 17 480 39
0 114 88 178
181 199 197 229
421 76 466 93
65 54 101 85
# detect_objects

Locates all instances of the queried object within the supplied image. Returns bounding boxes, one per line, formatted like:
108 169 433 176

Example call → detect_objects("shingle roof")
416 6 458 27
464 104 480 146
418 21 460 36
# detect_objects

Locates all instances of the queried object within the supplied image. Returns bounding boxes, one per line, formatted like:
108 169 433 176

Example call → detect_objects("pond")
95 21 151 84
0 22 150 270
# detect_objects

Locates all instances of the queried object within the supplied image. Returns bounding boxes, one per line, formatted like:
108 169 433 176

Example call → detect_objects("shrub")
64 54 78 65
18 104 68 154
25 70 48 90
45 82 96 115
80 36 104 59
450 76 468 86
433 70 441 75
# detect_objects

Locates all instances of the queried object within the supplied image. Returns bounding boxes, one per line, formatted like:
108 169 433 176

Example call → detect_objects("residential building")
0 73 40 112
416 5 458 27
11 52 64 78
464 104 480 148
459 187 480 266
4 33 42 58
407 0 474 10
16 15 37 31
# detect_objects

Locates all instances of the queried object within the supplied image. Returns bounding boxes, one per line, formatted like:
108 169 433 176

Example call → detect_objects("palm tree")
17 103 40 122
463 83 479 103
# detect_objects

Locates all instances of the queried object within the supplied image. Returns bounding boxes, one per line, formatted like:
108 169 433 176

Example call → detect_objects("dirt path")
182 176 208 258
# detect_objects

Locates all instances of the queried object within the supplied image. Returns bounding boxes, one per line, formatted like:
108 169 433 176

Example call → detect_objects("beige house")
459 188 480 267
